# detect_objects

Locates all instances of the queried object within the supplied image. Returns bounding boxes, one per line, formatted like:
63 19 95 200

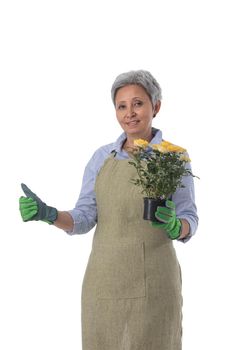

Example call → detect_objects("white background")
0 0 232 349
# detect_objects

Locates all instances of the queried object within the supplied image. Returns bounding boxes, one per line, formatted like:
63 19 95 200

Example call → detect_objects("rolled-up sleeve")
66 152 99 235
172 159 199 243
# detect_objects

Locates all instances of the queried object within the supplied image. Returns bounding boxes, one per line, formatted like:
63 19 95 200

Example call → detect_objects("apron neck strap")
110 150 117 158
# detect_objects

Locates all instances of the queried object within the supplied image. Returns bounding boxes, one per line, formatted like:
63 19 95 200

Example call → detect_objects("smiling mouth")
126 120 140 126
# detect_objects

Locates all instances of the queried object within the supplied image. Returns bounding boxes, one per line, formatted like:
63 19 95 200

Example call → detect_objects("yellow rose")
151 143 168 153
133 139 149 148
161 140 186 153
168 145 186 153
160 140 173 147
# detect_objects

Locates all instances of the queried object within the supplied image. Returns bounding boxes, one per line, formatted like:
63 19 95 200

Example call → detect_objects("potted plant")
128 139 199 221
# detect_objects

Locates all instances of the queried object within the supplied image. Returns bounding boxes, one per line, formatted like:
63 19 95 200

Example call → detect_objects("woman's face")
115 84 160 138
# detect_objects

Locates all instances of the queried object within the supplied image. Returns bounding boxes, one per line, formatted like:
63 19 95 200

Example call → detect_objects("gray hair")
111 70 162 106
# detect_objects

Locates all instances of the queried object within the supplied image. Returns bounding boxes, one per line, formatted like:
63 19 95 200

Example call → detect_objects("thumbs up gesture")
19 183 58 224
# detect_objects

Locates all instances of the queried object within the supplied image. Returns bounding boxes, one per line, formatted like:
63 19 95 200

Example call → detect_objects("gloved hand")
19 183 58 224
151 199 181 240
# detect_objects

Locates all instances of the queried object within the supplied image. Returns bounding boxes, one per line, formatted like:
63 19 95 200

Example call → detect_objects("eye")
118 104 126 110
134 101 143 107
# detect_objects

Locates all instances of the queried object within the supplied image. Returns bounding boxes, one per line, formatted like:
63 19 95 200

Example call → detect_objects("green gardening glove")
19 183 58 224
151 199 181 240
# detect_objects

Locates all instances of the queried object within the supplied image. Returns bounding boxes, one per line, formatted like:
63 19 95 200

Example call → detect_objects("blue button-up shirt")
67 128 198 243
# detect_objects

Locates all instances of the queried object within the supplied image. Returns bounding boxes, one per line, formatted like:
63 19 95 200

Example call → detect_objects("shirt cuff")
65 210 87 235
177 216 196 243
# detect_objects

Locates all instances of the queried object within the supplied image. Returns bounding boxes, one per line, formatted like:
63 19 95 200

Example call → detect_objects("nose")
125 105 136 119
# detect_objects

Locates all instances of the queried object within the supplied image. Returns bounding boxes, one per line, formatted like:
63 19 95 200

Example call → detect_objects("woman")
19 70 198 350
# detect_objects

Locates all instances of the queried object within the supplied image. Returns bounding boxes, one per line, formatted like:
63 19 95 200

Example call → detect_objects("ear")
153 100 161 118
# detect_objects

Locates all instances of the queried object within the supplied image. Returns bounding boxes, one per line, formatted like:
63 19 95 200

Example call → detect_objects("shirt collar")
110 127 163 153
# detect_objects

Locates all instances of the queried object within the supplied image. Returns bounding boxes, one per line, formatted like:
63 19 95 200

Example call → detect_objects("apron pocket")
93 242 146 299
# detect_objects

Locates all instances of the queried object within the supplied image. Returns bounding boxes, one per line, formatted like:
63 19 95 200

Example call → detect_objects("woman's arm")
53 211 74 232
172 158 199 242
19 148 104 234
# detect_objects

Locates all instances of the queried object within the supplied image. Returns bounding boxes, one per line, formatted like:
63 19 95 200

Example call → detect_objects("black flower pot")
143 197 167 221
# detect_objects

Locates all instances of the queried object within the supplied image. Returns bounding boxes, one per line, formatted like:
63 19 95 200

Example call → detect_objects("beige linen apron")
81 154 183 350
